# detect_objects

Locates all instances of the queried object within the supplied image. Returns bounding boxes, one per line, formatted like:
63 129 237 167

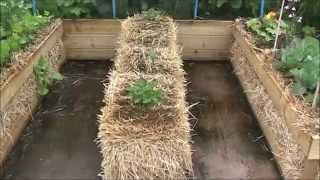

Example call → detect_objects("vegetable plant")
246 14 288 46
142 8 165 19
0 0 49 67
275 32 320 106
127 79 164 107
33 57 63 95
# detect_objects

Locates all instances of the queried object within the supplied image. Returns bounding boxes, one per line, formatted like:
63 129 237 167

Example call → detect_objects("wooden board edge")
232 26 313 155
0 22 64 111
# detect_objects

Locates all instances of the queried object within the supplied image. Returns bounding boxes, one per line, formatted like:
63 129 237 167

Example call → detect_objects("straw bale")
98 72 193 179
120 14 177 48
0 40 65 156
231 42 304 179
102 71 186 123
114 43 183 75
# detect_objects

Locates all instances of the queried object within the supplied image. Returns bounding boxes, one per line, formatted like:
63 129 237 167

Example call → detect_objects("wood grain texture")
0 21 64 111
63 19 234 61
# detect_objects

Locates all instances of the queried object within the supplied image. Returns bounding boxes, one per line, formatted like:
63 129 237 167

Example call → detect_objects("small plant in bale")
146 50 158 61
127 79 164 107
142 8 165 20
33 57 63 95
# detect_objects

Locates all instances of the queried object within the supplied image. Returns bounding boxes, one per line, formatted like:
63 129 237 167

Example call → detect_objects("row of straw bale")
98 13 193 180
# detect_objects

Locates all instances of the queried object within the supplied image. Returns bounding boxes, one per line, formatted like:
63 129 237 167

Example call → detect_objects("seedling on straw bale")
127 79 164 106
142 8 165 20
146 50 158 61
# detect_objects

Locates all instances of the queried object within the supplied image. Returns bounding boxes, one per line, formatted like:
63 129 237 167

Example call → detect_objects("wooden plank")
66 48 230 61
66 48 115 60
63 19 121 34
308 136 320 160
63 19 234 61
301 159 320 179
63 34 118 49
63 19 233 35
178 35 233 50
232 26 312 155
177 20 233 36
0 21 64 111
64 34 232 50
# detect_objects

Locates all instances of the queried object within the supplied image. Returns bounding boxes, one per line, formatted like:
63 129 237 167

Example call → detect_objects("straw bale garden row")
0 0 319 179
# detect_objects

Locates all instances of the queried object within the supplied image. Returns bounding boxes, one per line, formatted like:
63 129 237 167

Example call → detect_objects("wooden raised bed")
0 19 66 166
63 19 234 61
232 25 319 179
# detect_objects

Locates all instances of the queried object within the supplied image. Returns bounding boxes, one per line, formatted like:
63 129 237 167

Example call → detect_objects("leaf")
0 40 10 66
230 0 242 9
52 72 64 81
292 82 307 96
216 0 228 8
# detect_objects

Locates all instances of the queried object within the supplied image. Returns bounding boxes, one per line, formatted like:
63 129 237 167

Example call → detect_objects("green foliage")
127 79 164 106
275 36 320 101
142 8 165 19
302 26 316 37
146 50 158 61
33 57 63 95
0 0 49 67
37 0 97 18
246 17 287 46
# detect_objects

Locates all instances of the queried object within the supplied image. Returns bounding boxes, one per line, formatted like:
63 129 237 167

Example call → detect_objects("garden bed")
0 18 318 180
0 19 66 166
232 22 319 179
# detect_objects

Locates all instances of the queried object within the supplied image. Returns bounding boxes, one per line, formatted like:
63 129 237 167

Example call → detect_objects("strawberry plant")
33 57 63 95
127 79 164 107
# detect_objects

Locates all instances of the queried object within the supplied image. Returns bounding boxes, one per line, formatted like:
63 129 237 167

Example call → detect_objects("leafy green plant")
142 8 165 19
246 16 288 46
0 0 49 67
37 0 97 18
127 79 164 106
146 50 158 61
33 57 63 95
275 35 320 105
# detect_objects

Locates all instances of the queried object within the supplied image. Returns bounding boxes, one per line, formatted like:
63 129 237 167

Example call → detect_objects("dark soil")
185 62 280 179
1 60 280 180
1 61 112 180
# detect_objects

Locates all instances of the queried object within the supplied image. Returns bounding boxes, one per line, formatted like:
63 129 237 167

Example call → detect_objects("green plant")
142 8 165 19
37 0 97 18
275 36 320 105
33 57 63 95
0 0 49 67
127 79 164 106
146 50 158 61
246 16 288 46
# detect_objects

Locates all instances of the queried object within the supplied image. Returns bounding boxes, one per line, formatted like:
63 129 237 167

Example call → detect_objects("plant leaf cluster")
246 17 288 46
33 57 63 95
37 0 97 18
127 79 164 107
142 8 165 20
275 33 320 103
0 0 49 66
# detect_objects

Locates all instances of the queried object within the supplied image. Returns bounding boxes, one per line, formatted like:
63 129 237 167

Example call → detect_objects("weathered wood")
63 19 234 61
308 136 320 160
0 21 64 111
232 26 313 155
0 20 65 166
